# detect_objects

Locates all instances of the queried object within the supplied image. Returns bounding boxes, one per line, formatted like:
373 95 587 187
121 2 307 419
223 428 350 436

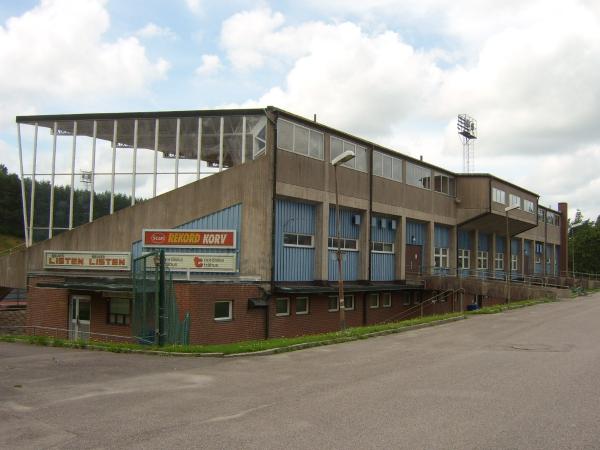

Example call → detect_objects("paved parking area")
2 294 600 449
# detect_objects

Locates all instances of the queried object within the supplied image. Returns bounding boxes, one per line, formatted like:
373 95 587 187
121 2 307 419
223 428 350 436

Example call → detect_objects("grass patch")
0 297 553 356
466 298 552 315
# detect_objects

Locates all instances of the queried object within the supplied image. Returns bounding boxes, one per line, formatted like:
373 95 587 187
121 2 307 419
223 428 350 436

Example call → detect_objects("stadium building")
0 107 569 344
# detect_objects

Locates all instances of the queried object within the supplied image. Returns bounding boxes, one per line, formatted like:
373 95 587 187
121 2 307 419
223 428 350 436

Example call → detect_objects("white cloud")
221 4 600 219
195 54 223 76
135 22 176 40
184 0 202 15
0 0 170 128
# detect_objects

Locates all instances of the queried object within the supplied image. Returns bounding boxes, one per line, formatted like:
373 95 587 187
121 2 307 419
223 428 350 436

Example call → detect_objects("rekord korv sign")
142 229 238 273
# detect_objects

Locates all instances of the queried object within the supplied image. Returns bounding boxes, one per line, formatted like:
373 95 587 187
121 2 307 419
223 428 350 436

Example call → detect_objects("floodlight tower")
457 114 477 173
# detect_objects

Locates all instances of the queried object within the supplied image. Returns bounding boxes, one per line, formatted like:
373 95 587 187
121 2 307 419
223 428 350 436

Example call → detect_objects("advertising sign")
146 253 237 272
142 229 236 249
44 251 131 271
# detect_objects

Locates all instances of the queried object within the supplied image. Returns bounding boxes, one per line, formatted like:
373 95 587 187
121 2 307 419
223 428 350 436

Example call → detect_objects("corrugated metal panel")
371 215 395 281
131 203 242 271
458 230 471 250
434 225 450 248
329 207 360 238
545 243 553 274
406 220 426 245
555 245 560 274
275 199 315 281
328 250 359 281
478 232 489 251
511 238 520 254
371 215 395 243
496 235 505 253
524 240 532 256
371 253 394 281
534 241 543 274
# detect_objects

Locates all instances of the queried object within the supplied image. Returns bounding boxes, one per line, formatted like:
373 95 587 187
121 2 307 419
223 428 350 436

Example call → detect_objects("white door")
69 295 91 341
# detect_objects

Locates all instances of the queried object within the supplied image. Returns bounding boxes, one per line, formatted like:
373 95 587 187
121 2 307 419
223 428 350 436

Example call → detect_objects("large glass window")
495 253 504 270
492 188 506 204
373 150 402 182
278 119 324 159
509 194 521 209
477 251 488 270
458 249 470 269
523 199 535 214
434 172 455 196
434 247 449 268
330 136 367 172
406 162 431 189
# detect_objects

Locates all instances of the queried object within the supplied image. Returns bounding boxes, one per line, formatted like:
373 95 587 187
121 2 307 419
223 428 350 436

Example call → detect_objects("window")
295 297 309 315
283 233 314 248
277 119 324 159
524 199 535 214
328 296 339 312
330 137 367 172
434 247 449 268
433 172 455 196
494 253 504 270
275 298 290 316
535 242 543 254
406 162 431 189
511 255 518 271
373 150 402 182
371 241 394 253
368 293 379 309
108 298 130 325
328 237 358 251
214 300 232 321
344 295 355 311
403 293 411 306
382 293 391 308
537 208 545 222
546 212 557 225
477 251 488 270
509 194 521 209
458 249 470 269
492 188 506 204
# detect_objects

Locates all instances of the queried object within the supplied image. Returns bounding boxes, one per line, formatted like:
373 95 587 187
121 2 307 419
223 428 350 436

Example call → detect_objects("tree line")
0 164 137 243
569 211 600 275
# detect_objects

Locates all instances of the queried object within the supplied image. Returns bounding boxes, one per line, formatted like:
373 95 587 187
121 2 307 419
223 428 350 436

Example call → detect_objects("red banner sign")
142 229 236 249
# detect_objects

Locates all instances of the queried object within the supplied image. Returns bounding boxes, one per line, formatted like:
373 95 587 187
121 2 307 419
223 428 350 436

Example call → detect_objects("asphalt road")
1 294 600 450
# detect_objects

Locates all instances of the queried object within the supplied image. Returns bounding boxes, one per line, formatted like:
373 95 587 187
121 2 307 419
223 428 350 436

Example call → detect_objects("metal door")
69 295 91 341
405 245 422 275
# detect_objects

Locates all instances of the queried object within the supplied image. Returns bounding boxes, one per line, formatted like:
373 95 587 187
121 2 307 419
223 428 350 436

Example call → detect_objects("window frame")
214 300 233 321
295 296 309 315
382 293 392 308
283 232 314 248
330 136 368 172
494 252 504 270
368 293 380 309
107 298 131 326
477 251 489 270
328 295 339 312
509 194 521 209
523 199 535 214
511 254 518 271
373 150 402 182
458 249 471 269
406 162 431 190
328 237 359 251
434 247 450 268
492 187 506 205
433 172 455 196
275 297 290 316
277 118 324 160
371 241 394 253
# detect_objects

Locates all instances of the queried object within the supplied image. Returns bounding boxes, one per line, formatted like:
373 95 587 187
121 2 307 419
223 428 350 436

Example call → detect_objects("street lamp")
505 204 519 304
332 150 355 331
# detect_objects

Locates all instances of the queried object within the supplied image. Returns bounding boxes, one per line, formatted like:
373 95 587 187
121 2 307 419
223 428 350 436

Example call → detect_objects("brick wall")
89 293 132 343
175 283 266 345
27 277 69 339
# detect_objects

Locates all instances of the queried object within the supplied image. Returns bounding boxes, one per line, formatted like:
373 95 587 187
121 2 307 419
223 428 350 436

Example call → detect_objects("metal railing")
0 324 154 344
380 288 462 325
0 242 26 257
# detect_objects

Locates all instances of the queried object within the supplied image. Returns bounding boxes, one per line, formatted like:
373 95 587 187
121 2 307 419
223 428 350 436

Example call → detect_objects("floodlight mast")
457 114 477 173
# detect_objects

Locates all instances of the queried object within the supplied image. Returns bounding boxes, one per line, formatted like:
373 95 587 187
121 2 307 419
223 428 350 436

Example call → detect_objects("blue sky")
1 0 599 220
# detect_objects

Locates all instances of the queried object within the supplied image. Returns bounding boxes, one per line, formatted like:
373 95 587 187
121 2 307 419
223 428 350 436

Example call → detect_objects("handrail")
380 288 459 325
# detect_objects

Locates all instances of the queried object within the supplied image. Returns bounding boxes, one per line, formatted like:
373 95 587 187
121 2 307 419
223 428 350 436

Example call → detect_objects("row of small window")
492 188 536 214
278 119 455 194
538 209 560 226
275 294 393 316
457 249 518 270
285 233 393 253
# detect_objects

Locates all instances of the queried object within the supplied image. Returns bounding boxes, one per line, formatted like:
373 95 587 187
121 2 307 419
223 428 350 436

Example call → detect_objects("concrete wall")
0 151 274 289
0 308 26 333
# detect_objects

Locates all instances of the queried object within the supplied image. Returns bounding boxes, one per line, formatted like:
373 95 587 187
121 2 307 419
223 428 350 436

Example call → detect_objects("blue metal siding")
545 243 553 275
478 233 490 252
458 230 471 250
131 203 242 272
371 215 395 281
275 199 316 281
434 225 450 248
534 241 543 275
555 246 560 275
329 207 360 281
406 220 426 245
511 238 520 254
495 236 505 253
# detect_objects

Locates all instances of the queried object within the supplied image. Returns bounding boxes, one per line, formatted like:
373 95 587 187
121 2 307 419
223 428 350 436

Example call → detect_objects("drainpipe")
266 107 278 340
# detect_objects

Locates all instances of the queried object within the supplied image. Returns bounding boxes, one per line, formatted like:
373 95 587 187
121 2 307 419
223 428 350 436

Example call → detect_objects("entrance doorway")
405 245 422 275
69 295 91 341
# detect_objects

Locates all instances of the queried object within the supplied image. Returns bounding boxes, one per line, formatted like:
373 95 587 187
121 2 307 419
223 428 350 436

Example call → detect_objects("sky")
0 0 599 220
